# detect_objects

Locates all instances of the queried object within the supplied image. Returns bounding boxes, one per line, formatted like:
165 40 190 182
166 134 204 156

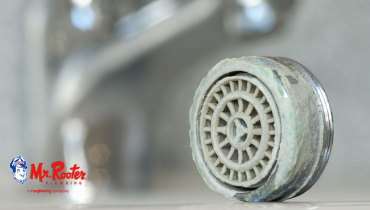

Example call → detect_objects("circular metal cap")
190 56 333 202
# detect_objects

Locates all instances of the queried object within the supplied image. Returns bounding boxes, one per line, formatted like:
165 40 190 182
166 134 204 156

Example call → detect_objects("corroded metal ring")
189 56 333 202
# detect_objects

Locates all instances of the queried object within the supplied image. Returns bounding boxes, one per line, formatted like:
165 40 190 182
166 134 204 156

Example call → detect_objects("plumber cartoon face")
10 156 28 184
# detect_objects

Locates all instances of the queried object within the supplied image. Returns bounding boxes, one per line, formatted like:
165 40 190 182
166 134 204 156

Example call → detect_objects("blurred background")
0 0 370 207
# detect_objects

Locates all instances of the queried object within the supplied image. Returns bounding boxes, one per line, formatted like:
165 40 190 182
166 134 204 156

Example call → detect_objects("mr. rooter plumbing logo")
10 155 86 193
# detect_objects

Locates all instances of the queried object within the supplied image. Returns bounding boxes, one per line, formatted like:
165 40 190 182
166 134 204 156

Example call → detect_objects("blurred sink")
22 0 295 204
